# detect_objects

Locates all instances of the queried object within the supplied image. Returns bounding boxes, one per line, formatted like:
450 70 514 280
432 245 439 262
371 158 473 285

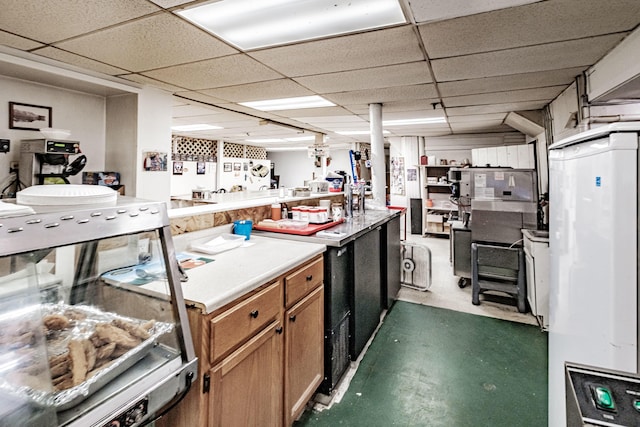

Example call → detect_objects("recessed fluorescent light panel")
246 136 317 143
177 0 406 50
171 124 222 131
382 118 447 126
240 96 335 111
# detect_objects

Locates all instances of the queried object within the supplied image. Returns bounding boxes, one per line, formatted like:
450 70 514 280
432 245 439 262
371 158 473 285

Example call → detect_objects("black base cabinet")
318 246 352 395
382 215 401 310
351 226 383 360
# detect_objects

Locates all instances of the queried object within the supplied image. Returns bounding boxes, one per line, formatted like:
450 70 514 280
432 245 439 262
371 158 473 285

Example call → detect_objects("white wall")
135 88 173 202
170 161 217 196
106 93 137 195
0 76 107 189
268 148 353 188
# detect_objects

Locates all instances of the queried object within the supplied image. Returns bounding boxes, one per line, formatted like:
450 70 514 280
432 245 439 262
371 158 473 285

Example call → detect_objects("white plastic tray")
190 233 245 254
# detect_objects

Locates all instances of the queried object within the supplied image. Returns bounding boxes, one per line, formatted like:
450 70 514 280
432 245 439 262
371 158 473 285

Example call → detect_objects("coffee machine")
19 139 86 187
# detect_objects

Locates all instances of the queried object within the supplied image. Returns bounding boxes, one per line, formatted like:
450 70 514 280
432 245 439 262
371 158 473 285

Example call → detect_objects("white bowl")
40 128 71 140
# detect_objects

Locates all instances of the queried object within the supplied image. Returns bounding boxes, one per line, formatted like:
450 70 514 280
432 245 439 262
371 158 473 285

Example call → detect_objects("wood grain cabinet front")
158 254 325 427
284 256 323 307
284 285 324 426
209 281 282 363
209 320 284 427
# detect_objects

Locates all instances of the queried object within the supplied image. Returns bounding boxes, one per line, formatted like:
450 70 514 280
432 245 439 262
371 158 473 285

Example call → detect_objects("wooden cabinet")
209 320 284 427
284 286 324 426
157 255 324 427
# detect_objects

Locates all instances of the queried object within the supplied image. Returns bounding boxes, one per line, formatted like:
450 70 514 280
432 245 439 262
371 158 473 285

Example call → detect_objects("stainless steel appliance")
19 139 86 187
460 168 538 245
0 197 197 426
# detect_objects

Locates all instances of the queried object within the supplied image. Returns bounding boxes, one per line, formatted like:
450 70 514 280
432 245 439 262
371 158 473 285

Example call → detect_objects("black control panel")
46 139 80 153
102 397 148 427
566 363 640 426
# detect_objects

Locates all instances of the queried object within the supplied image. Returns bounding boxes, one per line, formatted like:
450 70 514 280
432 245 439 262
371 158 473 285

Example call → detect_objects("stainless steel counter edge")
252 209 402 246
168 234 326 314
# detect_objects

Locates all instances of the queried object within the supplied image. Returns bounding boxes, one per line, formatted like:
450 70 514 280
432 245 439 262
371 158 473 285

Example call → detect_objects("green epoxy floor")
295 301 548 426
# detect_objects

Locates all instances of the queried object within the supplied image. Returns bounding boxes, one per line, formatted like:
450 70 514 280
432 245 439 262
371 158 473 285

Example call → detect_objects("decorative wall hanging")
9 102 52 131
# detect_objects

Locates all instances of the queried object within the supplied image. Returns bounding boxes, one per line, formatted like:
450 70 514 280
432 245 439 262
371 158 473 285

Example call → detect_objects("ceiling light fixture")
382 117 447 126
171 124 222 131
242 95 335 111
177 0 406 50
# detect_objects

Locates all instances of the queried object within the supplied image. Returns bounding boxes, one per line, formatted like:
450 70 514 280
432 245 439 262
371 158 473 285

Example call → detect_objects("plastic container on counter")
308 208 320 223
317 207 329 223
291 206 301 220
271 203 281 220
299 207 310 221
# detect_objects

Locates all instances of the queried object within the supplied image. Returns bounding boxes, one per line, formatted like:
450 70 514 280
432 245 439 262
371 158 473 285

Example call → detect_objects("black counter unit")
253 209 401 396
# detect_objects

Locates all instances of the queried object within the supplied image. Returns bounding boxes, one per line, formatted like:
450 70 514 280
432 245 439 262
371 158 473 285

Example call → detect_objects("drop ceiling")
0 0 639 149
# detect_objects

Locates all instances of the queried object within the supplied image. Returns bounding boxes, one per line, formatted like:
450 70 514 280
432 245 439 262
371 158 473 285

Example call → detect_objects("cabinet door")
209 320 283 427
284 285 324 426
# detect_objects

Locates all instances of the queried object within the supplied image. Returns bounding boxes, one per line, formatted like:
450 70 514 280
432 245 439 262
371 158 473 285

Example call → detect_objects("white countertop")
164 233 325 314
168 191 342 219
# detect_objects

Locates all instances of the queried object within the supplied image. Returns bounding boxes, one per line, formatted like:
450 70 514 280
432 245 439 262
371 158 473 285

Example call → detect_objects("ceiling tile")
149 0 193 8
448 113 507 123
431 34 626 82
0 30 44 50
438 67 584 97
0 0 159 43
200 79 313 103
248 26 424 77
408 0 542 23
174 91 231 105
345 100 443 115
32 47 130 76
444 86 566 108
325 84 438 105
419 0 640 59
55 12 238 72
143 55 283 90
270 106 354 119
447 101 547 116
450 121 514 133
294 62 433 93
121 73 187 92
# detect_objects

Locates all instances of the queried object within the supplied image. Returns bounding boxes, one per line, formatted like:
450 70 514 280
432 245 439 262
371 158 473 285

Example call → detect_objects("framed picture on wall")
173 161 184 175
223 162 232 172
9 102 52 131
197 162 206 175
143 151 168 171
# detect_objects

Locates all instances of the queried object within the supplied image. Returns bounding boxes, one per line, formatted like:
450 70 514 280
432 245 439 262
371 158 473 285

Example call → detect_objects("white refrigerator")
548 123 640 425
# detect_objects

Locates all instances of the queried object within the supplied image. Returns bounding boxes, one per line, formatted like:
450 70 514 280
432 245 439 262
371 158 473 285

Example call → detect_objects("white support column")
369 103 386 207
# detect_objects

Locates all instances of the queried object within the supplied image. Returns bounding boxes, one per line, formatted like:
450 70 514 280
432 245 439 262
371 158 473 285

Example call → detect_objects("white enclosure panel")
496 146 508 167
548 130 638 426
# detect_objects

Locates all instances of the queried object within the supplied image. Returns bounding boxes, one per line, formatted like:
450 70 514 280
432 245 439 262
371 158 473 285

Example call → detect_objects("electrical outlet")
0 139 9 153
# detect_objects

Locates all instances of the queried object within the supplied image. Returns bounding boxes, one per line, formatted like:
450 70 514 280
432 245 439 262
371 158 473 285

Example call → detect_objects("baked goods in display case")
0 196 196 427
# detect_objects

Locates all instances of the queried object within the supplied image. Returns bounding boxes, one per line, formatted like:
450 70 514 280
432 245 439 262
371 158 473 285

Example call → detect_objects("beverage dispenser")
19 139 86 187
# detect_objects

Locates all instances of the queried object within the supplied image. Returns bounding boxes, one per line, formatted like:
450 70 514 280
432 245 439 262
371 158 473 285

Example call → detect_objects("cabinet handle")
306 275 313 281
250 310 259 318
289 314 296 322
276 326 283 334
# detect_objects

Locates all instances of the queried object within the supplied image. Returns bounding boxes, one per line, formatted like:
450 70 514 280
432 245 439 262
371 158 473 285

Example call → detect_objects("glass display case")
0 197 197 427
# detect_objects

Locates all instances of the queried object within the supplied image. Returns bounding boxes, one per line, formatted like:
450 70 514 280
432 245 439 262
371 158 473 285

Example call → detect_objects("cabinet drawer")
285 256 323 307
210 281 282 363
